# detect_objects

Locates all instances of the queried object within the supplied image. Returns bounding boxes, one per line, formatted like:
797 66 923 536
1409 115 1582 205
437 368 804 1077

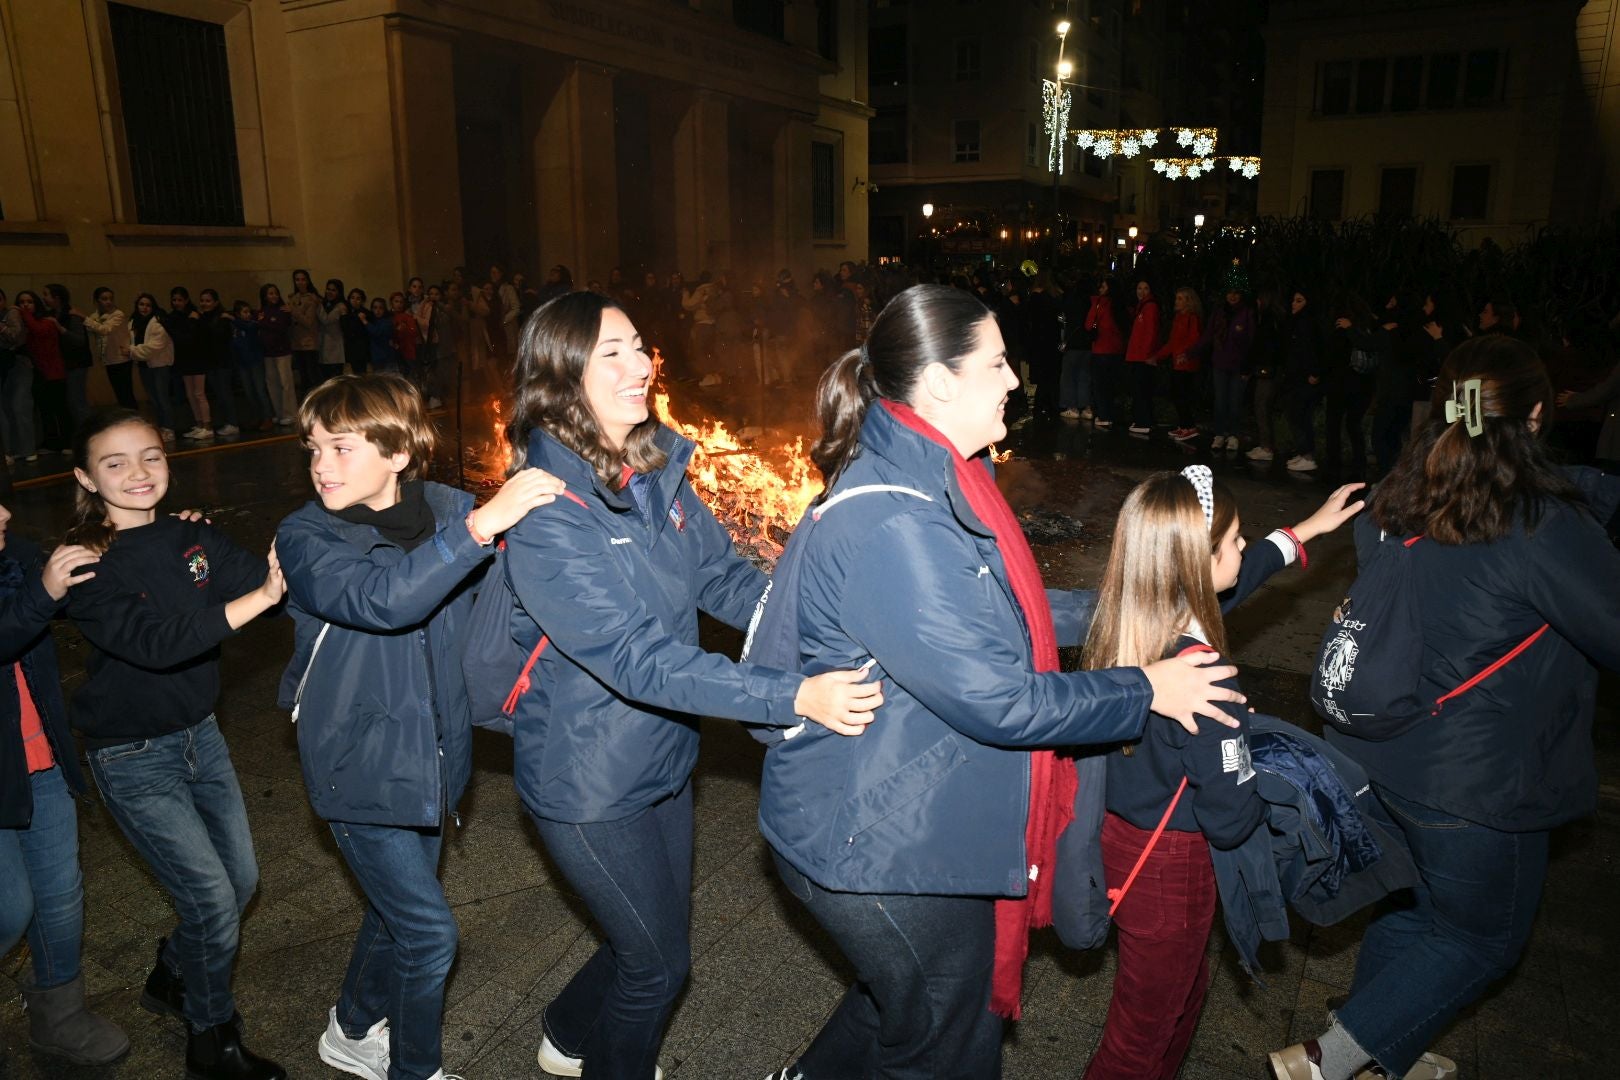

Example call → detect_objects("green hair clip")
1444 378 1484 437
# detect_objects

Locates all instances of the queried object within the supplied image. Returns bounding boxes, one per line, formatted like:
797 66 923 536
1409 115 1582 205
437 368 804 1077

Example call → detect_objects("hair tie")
1444 378 1484 437
1181 465 1215 530
856 344 871 370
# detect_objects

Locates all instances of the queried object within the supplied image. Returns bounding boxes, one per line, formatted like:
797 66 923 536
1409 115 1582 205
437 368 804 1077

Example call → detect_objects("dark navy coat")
276 483 484 827
503 426 804 824
1328 480 1620 831
759 404 1153 897
1 536 86 828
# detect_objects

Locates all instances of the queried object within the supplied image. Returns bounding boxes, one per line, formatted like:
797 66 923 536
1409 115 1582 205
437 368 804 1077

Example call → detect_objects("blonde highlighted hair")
298 373 435 482
1174 286 1204 318
1082 471 1236 671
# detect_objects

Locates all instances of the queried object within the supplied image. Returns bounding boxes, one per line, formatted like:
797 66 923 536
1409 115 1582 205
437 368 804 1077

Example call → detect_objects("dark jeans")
87 716 258 1030
1288 383 1323 458
1325 375 1373 481
32 377 70 450
773 852 1002 1080
0 766 84 989
236 360 273 423
139 363 176 432
66 367 92 429
1059 349 1090 411
1252 375 1278 450
331 821 457 1080
294 349 320 396
1172 368 1200 428
1211 368 1244 438
1086 814 1216 1080
1337 787 1548 1076
532 781 694 1080
1090 353 1123 422
1127 361 1156 426
105 361 139 410
206 366 238 428
1372 396 1410 476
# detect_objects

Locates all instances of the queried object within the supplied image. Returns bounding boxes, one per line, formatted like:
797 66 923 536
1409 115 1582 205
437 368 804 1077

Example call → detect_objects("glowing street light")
1194 213 1206 228
1057 60 1073 79
1056 19 1071 35
921 202 934 219
1128 225 1139 239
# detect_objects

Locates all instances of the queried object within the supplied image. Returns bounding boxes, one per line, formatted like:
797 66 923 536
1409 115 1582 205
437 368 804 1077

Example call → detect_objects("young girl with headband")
1083 464 1364 1080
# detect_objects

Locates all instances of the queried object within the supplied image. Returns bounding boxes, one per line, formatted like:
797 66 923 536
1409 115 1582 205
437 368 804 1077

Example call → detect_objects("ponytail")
810 348 878 499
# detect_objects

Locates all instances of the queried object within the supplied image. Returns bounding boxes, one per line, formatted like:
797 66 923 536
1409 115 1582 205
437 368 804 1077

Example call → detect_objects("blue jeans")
1 357 36 457
236 360 273 423
88 717 259 1030
1336 787 1549 1075
1059 349 1091 411
331 821 457 1080
1211 368 1245 438
138 362 176 433
773 853 1002 1080
532 782 693 1080
0 766 84 989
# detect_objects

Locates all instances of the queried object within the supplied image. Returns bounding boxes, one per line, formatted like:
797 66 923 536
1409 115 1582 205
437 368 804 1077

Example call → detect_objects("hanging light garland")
1226 156 1262 179
1152 157 1217 180
1042 79 1072 174
1172 127 1219 157
1074 128 1159 159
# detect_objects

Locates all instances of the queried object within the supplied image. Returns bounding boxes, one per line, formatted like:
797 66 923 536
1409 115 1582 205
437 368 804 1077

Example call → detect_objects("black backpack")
1310 517 1548 740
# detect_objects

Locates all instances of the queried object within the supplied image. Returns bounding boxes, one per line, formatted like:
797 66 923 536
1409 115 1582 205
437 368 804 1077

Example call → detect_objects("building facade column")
772 114 813 283
672 89 731 275
385 18 464 277
530 60 619 287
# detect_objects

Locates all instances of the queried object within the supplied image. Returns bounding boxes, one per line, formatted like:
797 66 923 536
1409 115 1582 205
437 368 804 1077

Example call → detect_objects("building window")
871 106 908 165
1087 52 1106 105
1026 122 1039 167
1390 56 1423 112
816 0 838 62
1463 49 1503 104
1310 169 1345 220
1355 58 1386 114
1427 52 1460 108
1084 152 1105 178
1450 163 1491 220
871 25 907 85
953 118 981 163
733 0 785 40
811 140 838 239
954 39 981 81
107 3 243 227
1319 61 1352 115
1379 167 1418 217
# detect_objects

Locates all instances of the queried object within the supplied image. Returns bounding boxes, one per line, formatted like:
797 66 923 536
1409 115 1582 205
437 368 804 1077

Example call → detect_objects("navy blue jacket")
1 536 86 828
759 404 1153 897
1328 484 1620 831
276 483 485 827
503 426 805 824
1212 713 1419 975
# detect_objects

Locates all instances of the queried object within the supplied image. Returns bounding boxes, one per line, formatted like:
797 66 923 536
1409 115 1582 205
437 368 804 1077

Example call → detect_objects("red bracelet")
1279 527 1307 569
465 510 493 547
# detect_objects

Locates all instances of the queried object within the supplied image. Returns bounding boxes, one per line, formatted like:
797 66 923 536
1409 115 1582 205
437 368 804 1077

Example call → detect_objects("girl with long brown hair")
1082 467 1362 1080
1270 334 1620 1080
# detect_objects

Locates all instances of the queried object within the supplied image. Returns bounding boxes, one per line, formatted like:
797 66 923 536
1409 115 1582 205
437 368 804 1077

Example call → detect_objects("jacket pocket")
321 705 391 801
836 735 968 842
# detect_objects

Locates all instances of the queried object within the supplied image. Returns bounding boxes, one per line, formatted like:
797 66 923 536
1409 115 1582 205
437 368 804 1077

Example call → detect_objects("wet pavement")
2 396 1616 1079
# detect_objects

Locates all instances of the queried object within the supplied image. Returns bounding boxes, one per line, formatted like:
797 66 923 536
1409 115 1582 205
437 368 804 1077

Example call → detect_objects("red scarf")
881 401 1077 1020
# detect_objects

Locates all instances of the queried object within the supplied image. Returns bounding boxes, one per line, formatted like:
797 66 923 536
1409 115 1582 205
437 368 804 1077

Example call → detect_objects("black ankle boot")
185 1020 286 1080
139 937 185 1021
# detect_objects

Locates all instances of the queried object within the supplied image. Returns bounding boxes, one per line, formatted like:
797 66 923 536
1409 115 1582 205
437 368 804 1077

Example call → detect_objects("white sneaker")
1353 1051 1458 1080
215 424 239 437
1060 408 1080 419
1246 446 1274 461
183 425 213 441
1287 454 1318 472
424 1073 466 1080
763 1071 805 1080
318 1007 389 1080
1128 424 1152 435
1079 407 1094 420
1209 436 1224 451
537 1033 663 1078
275 417 296 427
1226 435 1242 450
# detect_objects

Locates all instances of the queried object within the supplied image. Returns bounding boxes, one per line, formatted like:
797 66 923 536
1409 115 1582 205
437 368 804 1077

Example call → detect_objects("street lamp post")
1049 20 1071 270
920 203 934 266
1127 224 1139 271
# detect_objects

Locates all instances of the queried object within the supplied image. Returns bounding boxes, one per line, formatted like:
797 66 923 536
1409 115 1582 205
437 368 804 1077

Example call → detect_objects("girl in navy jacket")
1270 334 1620 1080
275 374 563 1080
501 292 882 1080
1082 468 1363 1080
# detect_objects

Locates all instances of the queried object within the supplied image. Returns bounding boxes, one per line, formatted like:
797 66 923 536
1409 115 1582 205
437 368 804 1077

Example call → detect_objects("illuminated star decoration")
1075 129 1160 160
1227 155 1262 179
1152 157 1217 179
1043 80 1072 173
1173 127 1219 157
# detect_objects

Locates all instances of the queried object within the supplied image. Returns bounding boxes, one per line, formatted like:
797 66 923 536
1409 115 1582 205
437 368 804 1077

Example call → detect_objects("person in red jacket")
1124 280 1163 434
1153 287 1205 441
14 292 70 454
389 292 420 379
1085 278 1126 429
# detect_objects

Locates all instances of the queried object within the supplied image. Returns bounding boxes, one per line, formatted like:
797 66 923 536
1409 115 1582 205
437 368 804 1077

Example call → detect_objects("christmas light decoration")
1042 79 1072 173
1074 129 1160 160
1173 127 1219 157
1153 157 1217 179
1226 155 1262 179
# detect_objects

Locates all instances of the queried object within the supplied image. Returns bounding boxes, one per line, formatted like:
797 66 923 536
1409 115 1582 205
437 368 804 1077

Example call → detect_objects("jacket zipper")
419 626 449 826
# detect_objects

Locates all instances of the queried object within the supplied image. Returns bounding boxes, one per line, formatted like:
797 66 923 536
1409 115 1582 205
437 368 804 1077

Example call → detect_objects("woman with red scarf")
757 285 1244 1080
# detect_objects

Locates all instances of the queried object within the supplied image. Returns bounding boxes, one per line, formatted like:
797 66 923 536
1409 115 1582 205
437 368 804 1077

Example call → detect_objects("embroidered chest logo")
667 496 686 532
183 544 210 588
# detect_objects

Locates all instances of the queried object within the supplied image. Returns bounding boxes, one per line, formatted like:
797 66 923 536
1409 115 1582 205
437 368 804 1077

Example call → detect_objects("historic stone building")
0 0 869 307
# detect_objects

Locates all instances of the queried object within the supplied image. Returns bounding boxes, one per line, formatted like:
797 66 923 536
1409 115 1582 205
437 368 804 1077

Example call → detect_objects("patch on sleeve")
1221 736 1255 784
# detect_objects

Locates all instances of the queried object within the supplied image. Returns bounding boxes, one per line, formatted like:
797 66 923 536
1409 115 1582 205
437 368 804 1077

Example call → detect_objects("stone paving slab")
3 427 1616 1078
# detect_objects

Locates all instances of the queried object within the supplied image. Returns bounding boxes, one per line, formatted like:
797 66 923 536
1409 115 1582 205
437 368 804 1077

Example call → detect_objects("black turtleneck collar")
330 479 435 551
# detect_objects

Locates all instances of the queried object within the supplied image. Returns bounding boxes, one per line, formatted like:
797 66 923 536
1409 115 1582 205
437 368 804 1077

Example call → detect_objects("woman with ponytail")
1269 334 1620 1080
757 284 1246 1080
60 409 289 1080
498 291 883 1079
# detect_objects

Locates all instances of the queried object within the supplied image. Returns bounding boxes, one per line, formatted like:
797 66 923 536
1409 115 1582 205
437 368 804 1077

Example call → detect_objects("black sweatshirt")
66 517 266 745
